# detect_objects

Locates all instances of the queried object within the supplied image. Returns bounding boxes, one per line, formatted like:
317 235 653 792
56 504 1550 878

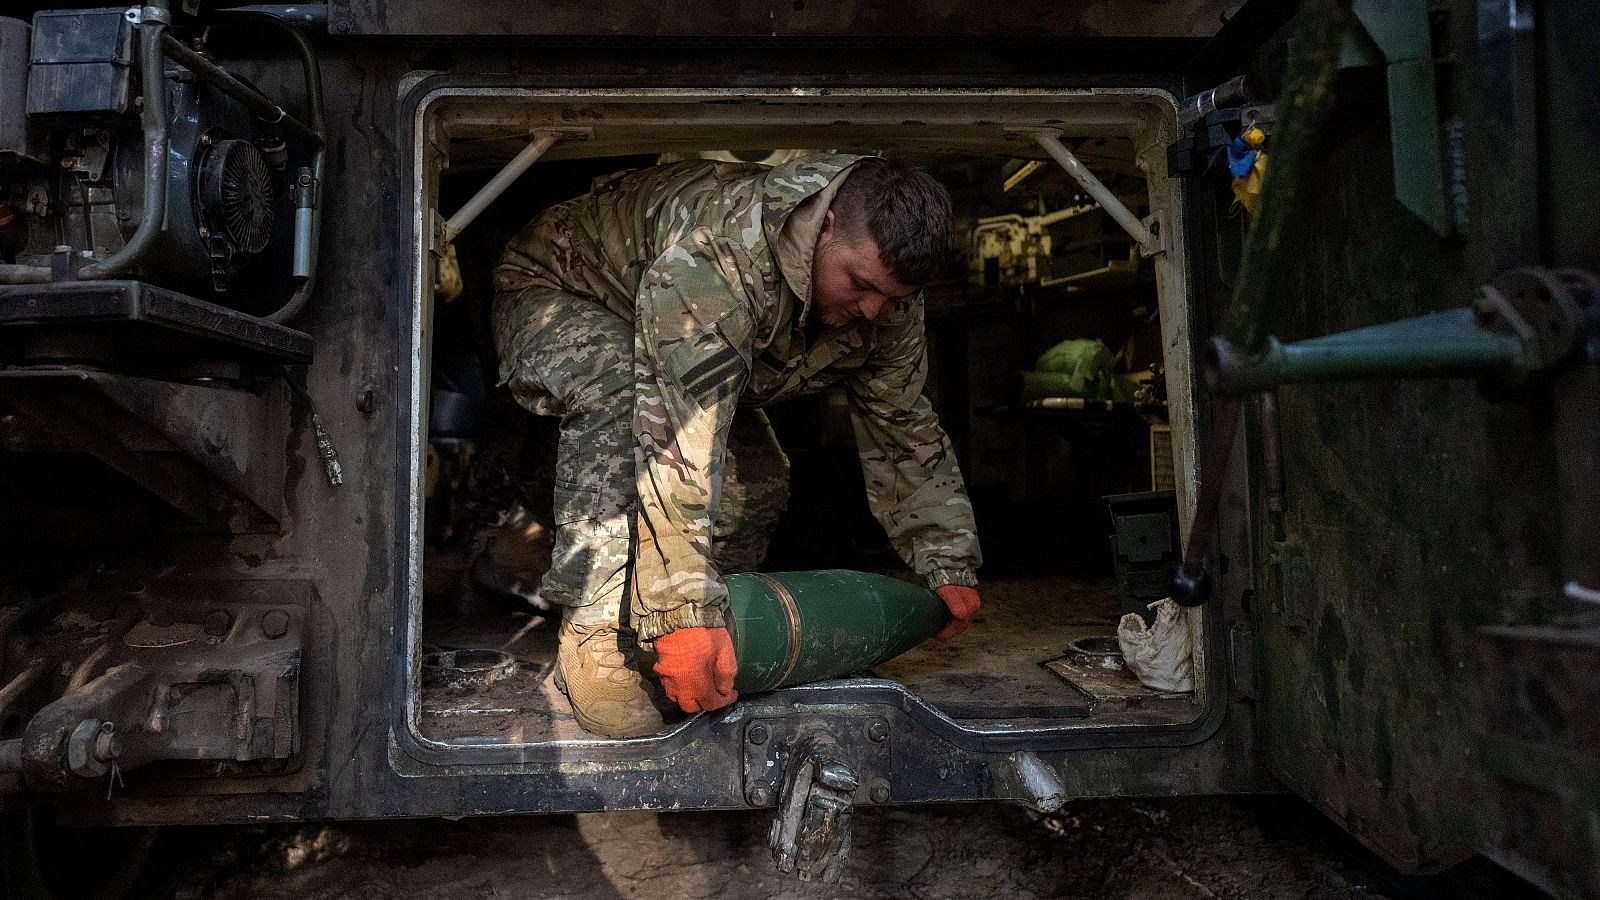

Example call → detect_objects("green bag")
1023 339 1114 400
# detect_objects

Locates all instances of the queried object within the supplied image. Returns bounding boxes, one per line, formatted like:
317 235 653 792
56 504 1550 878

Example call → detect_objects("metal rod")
0 264 51 284
75 17 170 280
1209 309 1523 394
0 660 50 724
160 33 322 148
444 132 561 243
1177 74 1254 129
213 4 329 25
1169 394 1244 606
1259 391 1285 514
1030 131 1156 254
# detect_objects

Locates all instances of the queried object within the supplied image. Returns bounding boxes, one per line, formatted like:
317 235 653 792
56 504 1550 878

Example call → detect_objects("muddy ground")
137 797 1541 900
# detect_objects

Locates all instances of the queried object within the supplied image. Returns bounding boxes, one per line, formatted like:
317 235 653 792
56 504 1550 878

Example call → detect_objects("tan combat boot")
555 620 671 738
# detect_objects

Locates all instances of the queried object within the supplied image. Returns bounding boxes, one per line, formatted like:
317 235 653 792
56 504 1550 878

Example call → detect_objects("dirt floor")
136 797 1543 900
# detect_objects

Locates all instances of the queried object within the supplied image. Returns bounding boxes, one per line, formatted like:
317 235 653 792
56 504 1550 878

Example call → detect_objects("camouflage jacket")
493 154 982 641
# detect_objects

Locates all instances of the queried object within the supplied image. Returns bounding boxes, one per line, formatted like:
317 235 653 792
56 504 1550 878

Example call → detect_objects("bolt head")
866 720 889 742
260 609 291 639
747 723 769 745
748 785 773 806
203 609 234 637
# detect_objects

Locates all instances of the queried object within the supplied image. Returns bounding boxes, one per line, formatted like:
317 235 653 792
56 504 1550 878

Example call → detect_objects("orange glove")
653 626 739 713
934 585 981 641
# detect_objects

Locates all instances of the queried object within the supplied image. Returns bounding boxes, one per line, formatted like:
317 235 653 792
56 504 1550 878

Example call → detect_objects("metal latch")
768 731 859 882
744 716 893 882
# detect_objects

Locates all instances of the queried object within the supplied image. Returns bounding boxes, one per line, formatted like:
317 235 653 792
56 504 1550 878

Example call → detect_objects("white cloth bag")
1117 598 1194 693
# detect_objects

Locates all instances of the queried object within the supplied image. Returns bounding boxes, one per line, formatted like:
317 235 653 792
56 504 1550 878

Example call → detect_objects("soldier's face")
811 211 918 329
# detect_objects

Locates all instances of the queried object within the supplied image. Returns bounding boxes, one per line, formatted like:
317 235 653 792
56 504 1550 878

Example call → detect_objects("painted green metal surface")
724 570 950 694
1348 0 1449 235
1210 309 1523 392
1225 0 1355 355
1230 0 1595 878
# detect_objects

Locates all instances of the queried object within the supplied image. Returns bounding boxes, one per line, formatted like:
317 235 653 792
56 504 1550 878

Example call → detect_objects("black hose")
159 33 322 148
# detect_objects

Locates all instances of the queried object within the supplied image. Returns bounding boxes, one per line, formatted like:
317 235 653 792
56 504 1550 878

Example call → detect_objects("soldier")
492 154 984 737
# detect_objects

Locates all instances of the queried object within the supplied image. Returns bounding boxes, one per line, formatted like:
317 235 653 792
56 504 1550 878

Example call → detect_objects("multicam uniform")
492 154 981 643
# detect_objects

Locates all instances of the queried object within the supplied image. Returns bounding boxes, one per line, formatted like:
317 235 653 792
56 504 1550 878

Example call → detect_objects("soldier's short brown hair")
831 157 952 286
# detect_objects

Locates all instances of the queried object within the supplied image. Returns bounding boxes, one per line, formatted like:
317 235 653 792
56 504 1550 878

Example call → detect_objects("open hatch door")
1180 0 1600 894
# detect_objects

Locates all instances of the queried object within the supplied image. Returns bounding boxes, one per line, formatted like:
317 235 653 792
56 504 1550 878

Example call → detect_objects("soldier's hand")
653 626 739 713
934 585 981 641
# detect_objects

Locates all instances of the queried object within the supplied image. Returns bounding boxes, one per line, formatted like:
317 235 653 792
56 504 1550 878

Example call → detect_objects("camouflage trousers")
493 288 791 628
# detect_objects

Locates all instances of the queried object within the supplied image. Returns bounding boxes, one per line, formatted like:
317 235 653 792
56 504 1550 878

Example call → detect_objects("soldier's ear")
820 210 835 236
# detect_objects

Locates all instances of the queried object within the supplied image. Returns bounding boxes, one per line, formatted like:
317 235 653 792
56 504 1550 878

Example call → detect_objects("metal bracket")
428 209 450 258
1010 127 1162 257
6 579 310 791
1341 0 1449 235
0 369 291 528
744 716 891 882
770 731 858 882
442 128 589 244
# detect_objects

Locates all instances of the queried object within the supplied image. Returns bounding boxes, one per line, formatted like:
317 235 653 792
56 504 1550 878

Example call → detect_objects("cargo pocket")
547 479 633 614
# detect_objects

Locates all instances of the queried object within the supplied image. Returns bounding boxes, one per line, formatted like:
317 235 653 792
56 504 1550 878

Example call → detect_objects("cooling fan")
198 137 276 284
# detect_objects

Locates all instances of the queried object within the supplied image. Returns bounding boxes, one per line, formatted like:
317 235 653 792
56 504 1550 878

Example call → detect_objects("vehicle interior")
410 91 1206 745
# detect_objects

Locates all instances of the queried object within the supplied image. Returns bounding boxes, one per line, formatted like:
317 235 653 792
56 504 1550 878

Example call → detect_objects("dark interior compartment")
419 146 1194 744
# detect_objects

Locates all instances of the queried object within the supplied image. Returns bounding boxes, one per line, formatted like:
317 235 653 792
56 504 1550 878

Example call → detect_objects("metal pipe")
0 660 50 724
443 131 560 243
291 167 314 279
1030 130 1157 255
1177 74 1255 129
75 17 170 280
0 264 51 284
1208 308 1523 394
213 4 329 25
159 34 322 148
